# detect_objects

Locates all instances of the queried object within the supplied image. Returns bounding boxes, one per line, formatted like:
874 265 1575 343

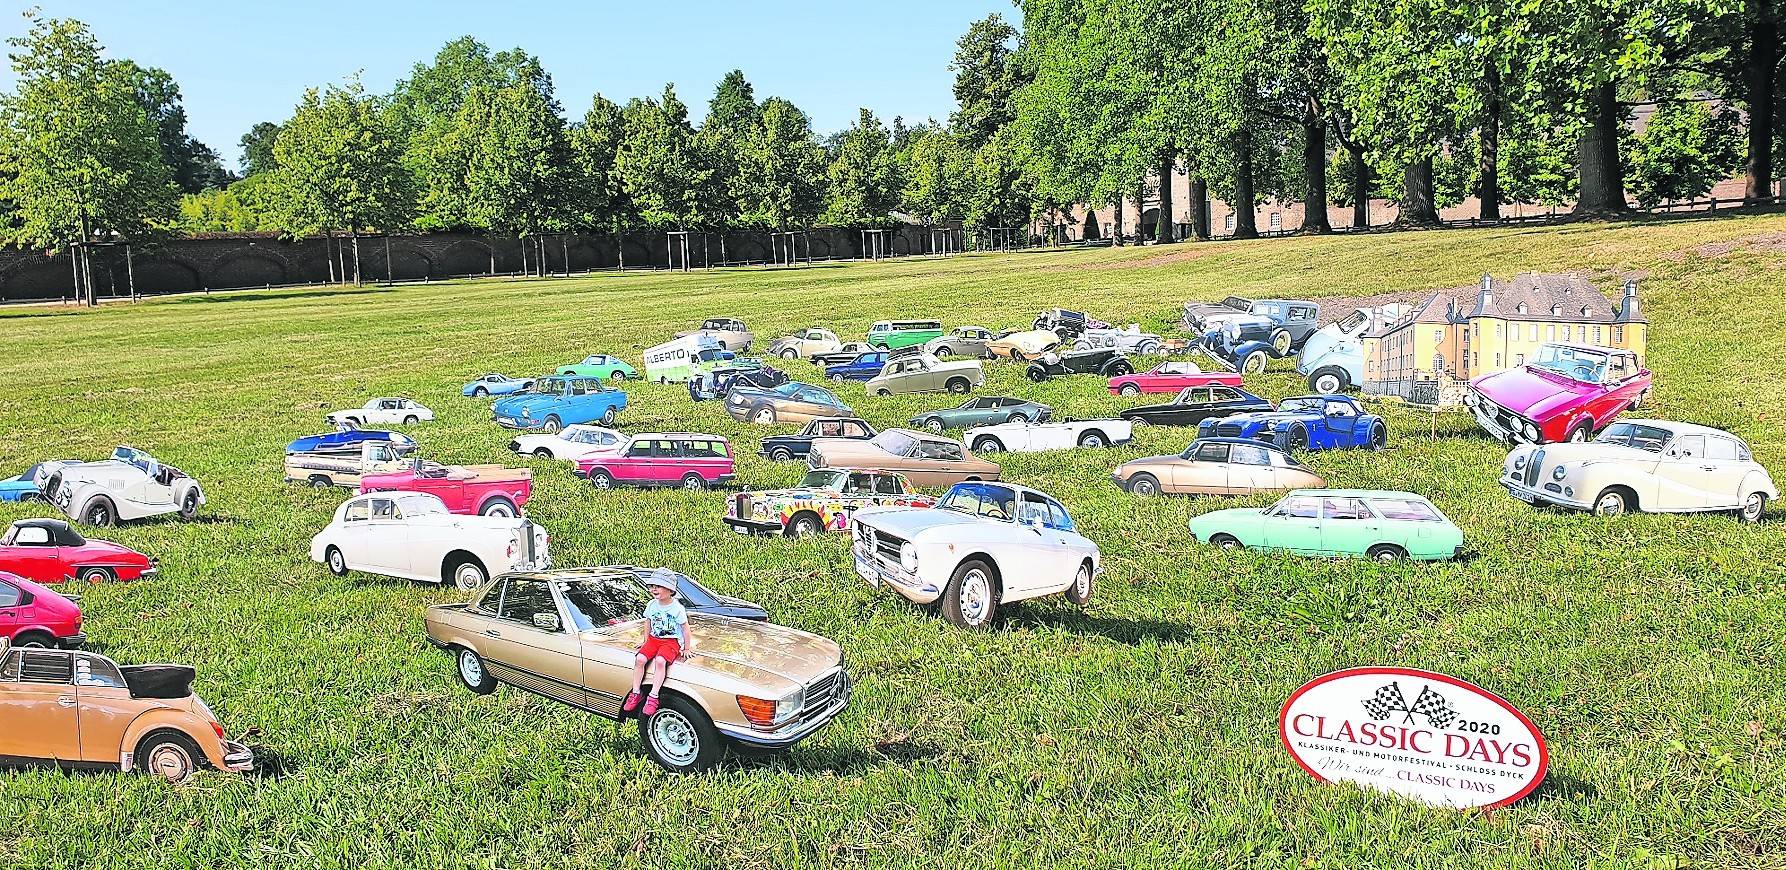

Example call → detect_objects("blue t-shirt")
643 599 687 641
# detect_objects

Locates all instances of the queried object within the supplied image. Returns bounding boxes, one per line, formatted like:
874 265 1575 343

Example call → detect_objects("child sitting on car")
621 573 693 717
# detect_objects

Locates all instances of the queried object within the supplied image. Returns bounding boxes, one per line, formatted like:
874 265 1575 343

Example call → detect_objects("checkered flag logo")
1411 686 1459 729
1362 682 1408 721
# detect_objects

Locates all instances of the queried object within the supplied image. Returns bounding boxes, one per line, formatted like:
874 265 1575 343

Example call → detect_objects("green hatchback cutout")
556 354 638 382
1188 489 1464 562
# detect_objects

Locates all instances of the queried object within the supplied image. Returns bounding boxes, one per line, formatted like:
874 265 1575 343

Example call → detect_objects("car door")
362 497 410 574
557 578 654 716
0 578 22 645
0 647 80 763
331 497 374 570
1653 435 1713 510
1011 491 1071 596
1170 388 1212 425
485 578 586 708
1599 354 1646 417
1225 443 1279 494
1697 436 1753 509
616 438 657 484
71 653 139 764
1317 496 1379 556
1261 495 1323 553
1321 400 1360 442
0 525 64 583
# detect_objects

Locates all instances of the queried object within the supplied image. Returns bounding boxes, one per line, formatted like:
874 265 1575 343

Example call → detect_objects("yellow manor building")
1362 273 1647 398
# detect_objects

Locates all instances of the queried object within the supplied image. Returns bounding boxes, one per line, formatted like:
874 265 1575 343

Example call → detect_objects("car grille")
872 530 905 564
1524 448 1545 487
1214 423 1245 437
804 670 843 709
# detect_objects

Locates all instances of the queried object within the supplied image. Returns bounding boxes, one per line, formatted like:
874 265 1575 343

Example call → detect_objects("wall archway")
132 258 204 295
437 241 495 277
210 252 290 288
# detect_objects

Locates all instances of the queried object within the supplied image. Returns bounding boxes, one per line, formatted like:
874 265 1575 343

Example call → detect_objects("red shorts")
639 635 681 663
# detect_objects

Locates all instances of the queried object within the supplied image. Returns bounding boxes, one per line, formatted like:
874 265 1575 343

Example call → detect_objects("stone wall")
0 224 952 303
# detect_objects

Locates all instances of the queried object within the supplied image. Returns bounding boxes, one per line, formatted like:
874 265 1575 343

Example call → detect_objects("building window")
1516 303 1527 314
1462 327 1470 342
1548 324 1556 340
1594 326 1602 344
1516 354 1524 366
1613 326 1623 343
1225 213 1235 231
1473 352 1479 367
1495 353 1502 368
1434 330 1442 343
1496 323 1502 338
1269 213 1282 229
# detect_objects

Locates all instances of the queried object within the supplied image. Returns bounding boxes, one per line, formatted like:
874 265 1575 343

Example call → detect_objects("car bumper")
493 416 534 430
1501 475 1590 510
724 517 784 535
221 739 254 772
58 632 87 649
507 440 523 452
852 545 942 604
717 672 852 748
1111 474 1131 492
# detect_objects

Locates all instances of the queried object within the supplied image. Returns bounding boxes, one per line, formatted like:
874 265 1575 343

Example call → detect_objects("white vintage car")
1500 419 1777 521
309 491 550 591
863 354 985 396
326 397 434 427
964 419 1133 454
851 482 1098 629
507 425 625 461
768 328 843 360
1073 325 1165 355
38 447 206 527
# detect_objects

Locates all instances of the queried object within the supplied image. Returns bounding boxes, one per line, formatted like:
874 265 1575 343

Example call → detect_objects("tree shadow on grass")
170 286 396 305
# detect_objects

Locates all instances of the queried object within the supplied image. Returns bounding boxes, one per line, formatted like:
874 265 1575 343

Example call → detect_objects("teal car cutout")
556 354 638 382
1189 489 1463 562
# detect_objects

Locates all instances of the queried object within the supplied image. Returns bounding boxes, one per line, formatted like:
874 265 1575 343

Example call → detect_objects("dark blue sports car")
1197 394 1387 452
825 351 890 382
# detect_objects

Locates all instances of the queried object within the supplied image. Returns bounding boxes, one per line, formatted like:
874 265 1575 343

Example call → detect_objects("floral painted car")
0 519 158 585
1467 343 1651 444
1189 489 1464 562
725 468 934 537
1198 395 1387 452
1499 419 1777 520
577 433 736 490
556 354 638 382
1108 361 1242 396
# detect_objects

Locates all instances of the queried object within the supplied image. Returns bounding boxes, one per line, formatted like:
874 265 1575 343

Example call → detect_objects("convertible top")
11 517 86 547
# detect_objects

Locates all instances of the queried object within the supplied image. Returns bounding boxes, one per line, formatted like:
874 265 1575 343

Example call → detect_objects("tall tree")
700 70 760 228
613 84 715 229
735 96 825 229
822 109 899 224
0 15 176 304
117 61 229 192
950 13 1023 149
272 78 410 285
899 124 971 223
239 121 281 176
567 93 632 235
704 69 759 133
428 80 575 273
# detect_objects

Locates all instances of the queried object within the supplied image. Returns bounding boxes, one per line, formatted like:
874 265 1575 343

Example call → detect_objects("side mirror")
531 612 561 632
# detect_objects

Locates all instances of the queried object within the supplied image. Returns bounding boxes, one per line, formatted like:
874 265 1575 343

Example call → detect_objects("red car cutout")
359 463 532 517
1466 343 1651 444
576 433 736 490
0 570 85 648
0 519 157 585
1108 361 1243 396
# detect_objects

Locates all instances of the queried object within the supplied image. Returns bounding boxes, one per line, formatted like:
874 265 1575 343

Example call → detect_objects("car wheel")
874 389 891 397
1566 420 1593 443
1369 422 1388 450
455 647 497 694
1631 389 1648 410
83 498 116 528
1119 384 1141 396
533 447 553 460
1241 350 1270 374
1367 544 1407 563
325 546 348 577
1271 329 1293 355
830 373 846 383
1109 360 1134 376
79 566 114 584
934 346 954 357
973 437 1004 453
786 511 824 538
1311 369 1345 395
178 489 200 520
1139 340 1161 356
1593 488 1630 517
923 417 946 433
589 470 615 490
601 407 618 426
136 731 205 783
946 378 971 394
753 406 777 425
13 630 55 649
1065 562 1093 606
1739 492 1766 523
781 349 798 359
480 498 517 517
1279 425 1309 452
639 693 723 773
448 557 488 592
1077 430 1106 448
542 416 563 435
1006 412 1028 424
1026 367 1047 383
942 559 998 630
308 475 333 488
473 387 488 397
611 371 627 382
1210 533 1242 552
1128 473 1160 497
770 446 794 462
681 473 707 491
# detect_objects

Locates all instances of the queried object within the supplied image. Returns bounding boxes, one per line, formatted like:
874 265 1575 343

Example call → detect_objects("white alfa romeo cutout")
1280 667 1549 809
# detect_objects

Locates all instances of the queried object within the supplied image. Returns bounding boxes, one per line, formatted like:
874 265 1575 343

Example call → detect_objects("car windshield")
1595 422 1673 453
870 430 918 457
798 469 847 489
938 483 1018 521
557 576 654 630
1528 345 1610 383
1276 397 1324 413
1252 302 1284 317
395 494 448 516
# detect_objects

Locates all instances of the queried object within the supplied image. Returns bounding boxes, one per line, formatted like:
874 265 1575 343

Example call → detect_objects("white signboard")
1280 667 1549 809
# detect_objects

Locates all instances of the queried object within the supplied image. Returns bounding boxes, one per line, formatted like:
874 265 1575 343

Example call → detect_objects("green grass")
3 215 1785 869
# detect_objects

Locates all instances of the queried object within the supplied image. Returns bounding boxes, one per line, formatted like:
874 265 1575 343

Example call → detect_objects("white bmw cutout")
508 425 625 461
327 397 434 427
963 419 1133 454
309 491 549 591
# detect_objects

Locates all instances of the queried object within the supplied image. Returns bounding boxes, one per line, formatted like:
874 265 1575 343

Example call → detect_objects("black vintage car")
1033 308 1108 340
1025 347 1134 382
1119 385 1273 427
757 416 877 462
688 365 789 401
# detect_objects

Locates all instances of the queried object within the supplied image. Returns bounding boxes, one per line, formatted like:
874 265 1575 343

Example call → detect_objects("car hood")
743 485 845 502
1189 507 1264 527
1117 454 1183 472
856 507 991 539
1471 367 1594 417
598 615 840 685
1511 441 1659 466
1211 410 1312 427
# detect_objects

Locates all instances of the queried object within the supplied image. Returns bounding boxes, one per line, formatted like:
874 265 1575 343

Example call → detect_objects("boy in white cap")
622 572 692 717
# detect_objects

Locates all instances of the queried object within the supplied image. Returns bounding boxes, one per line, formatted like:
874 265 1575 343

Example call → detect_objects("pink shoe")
642 695 660 716
621 691 642 713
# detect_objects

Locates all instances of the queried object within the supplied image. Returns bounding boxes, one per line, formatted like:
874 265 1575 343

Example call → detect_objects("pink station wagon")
575 433 736 491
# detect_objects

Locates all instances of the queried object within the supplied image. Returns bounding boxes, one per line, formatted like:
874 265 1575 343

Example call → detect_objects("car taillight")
736 696 778 727
212 721 226 740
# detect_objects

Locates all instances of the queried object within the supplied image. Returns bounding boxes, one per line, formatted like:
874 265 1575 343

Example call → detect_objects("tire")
1270 329 1293 355
874 389 891 397
639 693 723 773
455 646 497 694
447 555 488 592
1078 429 1107 448
13 630 55 649
542 416 563 435
1631 389 1648 410
1310 368 1346 395
533 447 553 460
934 346 954 358
1366 544 1407 563
78 566 114 584
941 559 998 630
1210 533 1242 552
600 406 618 426
325 546 348 577
1065 562 1093 606
770 446 794 462
786 511 824 538
681 473 707 491
479 498 517 518
309 475 334 488
946 378 971 394
1119 384 1141 397
611 371 626 382
1026 367 1048 383
1128 473 1161 497
404 415 419 425
83 497 116 528
1240 350 1270 375
1139 340 1161 356
1738 492 1766 524
973 437 1005 453
922 417 946 434
1369 422 1388 450
1566 420 1593 443
831 373 846 383
1592 487 1631 517
1107 360 1134 376
1006 412 1028 424
753 405 777 425
589 470 615 490
472 387 488 397
1278 425 1310 452
136 731 205 783
178 489 200 520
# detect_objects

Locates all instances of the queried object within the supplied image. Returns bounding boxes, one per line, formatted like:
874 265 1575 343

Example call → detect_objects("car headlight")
899 542 919 573
1551 465 1567 481
1465 392 1480 408
1512 455 1527 470
737 693 803 727
1523 421 1540 441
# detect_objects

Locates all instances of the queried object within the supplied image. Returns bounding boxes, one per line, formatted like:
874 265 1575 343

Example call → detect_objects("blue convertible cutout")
1197 394 1387 452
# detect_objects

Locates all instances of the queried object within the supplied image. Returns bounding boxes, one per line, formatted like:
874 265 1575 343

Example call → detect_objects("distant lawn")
2 214 1783 869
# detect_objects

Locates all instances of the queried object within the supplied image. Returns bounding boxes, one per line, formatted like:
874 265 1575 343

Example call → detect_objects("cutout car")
807 429 1000 487
39 448 206 527
1499 419 1777 521
725 468 935 537
768 328 843 360
1108 361 1242 396
359 462 534 517
1033 308 1109 339
1025 348 1135 382
284 440 417 489
555 354 638 382
676 317 754 352
1189 489 1464 562
0 642 253 781
0 462 73 503
1 573 84 649
310 491 550 591
689 365 789 402
864 354 984 396
1180 295 1254 332
851 482 1099 629
1120 386 1275 428
759 417 876 462
284 428 412 456
1466 343 1651 444
909 396 1052 433
326 397 434 427
490 376 627 433
1072 325 1165 355
966 419 1133 453
810 342 879 367
644 334 749 383
508 425 625 461
1112 438 1325 497
923 326 997 359
0 519 158 585
726 381 853 425
1198 395 1388 452
866 319 943 349
462 373 536 397
985 329 1062 361
576 433 735 491
1296 305 1408 394
424 567 848 772
825 350 891 382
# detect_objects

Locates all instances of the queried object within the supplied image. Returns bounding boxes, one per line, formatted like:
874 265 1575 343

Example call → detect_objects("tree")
950 14 1022 149
1624 96 1745 205
176 174 282 234
899 124 971 223
0 15 176 304
823 109 899 224
567 93 632 237
735 96 825 229
700 70 760 227
613 84 715 229
117 61 230 193
705 69 759 134
271 78 410 284
239 121 281 176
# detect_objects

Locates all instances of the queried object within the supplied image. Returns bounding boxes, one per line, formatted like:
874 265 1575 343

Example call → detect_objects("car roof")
1609 419 1737 438
498 566 649 585
1545 341 1632 354
1192 437 1285 450
946 480 1057 499
1285 489 1429 500
631 432 727 440
1254 299 1318 306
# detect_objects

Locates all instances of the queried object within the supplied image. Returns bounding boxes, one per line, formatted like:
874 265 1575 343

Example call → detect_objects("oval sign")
1280 667 1549 809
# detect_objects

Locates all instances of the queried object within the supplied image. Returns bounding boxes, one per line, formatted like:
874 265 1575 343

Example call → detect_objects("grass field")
3 215 1785 869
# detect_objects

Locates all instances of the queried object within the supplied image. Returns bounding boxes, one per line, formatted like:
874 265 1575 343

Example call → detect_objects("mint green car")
1188 489 1464 562
556 354 638 382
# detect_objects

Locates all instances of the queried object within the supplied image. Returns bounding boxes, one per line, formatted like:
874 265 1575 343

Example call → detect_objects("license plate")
853 553 879 585
1509 486 1536 503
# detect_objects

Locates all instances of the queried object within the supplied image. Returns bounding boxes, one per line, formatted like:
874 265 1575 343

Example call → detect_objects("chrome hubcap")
147 743 194 781
329 551 344 572
1743 494 1763 519
1134 479 1155 495
459 651 483 685
683 477 702 490
1317 376 1339 393
1597 494 1623 515
960 570 990 624
651 710 699 765
454 564 485 591
1075 568 1090 597
592 475 611 489
1084 435 1103 447
485 504 513 517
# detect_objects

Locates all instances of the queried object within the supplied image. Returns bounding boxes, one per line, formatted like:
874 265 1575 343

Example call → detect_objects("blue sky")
1 0 1016 169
